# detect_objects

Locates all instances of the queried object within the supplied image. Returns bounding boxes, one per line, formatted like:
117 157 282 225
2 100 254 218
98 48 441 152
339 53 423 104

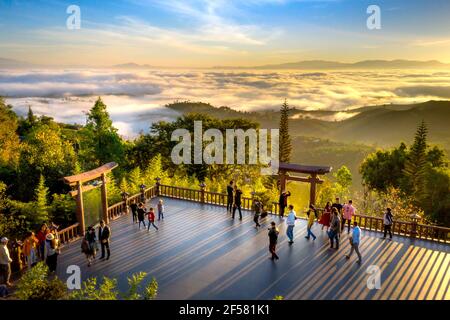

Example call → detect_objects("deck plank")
57 197 450 300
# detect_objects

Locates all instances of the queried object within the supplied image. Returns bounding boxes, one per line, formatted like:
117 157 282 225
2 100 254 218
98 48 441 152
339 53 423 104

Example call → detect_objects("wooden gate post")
101 173 109 224
76 181 86 235
200 182 206 203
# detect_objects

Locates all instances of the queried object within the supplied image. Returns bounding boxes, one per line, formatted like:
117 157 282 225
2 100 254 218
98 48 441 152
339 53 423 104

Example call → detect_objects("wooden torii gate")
278 162 332 205
63 162 118 235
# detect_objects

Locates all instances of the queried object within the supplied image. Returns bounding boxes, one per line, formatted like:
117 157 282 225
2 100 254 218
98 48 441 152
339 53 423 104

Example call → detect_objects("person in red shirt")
146 207 159 231
36 223 49 260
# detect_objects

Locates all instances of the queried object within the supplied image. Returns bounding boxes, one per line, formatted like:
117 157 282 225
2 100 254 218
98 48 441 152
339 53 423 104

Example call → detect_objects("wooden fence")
60 183 450 244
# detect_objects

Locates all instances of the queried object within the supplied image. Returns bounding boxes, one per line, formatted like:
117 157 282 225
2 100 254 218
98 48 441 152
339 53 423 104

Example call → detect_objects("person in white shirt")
286 205 298 244
0 237 13 286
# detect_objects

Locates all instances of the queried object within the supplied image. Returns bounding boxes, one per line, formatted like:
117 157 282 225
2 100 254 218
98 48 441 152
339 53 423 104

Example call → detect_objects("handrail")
57 222 80 245
158 184 450 243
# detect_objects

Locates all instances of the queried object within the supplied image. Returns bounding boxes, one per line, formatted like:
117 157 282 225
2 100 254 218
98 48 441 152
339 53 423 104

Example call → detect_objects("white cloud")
3 68 450 137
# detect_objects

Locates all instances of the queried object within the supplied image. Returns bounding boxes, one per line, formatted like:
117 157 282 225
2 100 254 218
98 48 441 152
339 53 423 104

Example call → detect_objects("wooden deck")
57 198 450 300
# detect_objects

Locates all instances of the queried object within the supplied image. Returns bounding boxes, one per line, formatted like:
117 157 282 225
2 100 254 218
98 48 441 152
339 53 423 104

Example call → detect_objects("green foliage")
402 121 429 204
360 121 449 226
70 272 158 300
79 97 125 169
34 175 49 225
128 167 143 194
334 165 352 190
50 193 76 225
106 173 122 205
18 120 76 200
15 262 67 300
317 165 353 206
0 97 20 168
279 100 292 163
273 295 284 300
360 143 407 193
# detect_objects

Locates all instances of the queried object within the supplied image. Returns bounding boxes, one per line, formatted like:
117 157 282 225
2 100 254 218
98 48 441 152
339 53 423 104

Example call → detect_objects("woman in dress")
83 226 97 267
319 202 332 232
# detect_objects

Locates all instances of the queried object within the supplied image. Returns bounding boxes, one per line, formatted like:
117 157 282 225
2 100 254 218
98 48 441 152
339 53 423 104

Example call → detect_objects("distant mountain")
112 63 155 69
0 57 34 68
166 100 450 151
214 59 450 70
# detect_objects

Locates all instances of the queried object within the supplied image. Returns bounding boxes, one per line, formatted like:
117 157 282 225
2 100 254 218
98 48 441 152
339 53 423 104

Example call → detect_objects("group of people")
130 199 164 230
0 223 61 288
265 195 395 264
80 198 166 267
80 220 111 267
227 181 243 220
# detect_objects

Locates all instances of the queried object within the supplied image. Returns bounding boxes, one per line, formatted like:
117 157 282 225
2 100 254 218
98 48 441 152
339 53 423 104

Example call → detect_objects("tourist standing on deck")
279 191 291 218
0 237 12 286
345 221 362 264
227 181 234 213
232 187 243 220
268 222 280 260
157 199 165 220
332 197 343 217
98 220 111 260
82 226 97 267
130 201 138 223
147 207 159 231
36 223 49 261
23 231 39 269
137 203 147 229
253 198 263 228
305 204 317 240
328 208 341 249
286 205 298 244
382 208 394 240
319 202 332 232
44 233 59 272
342 200 356 234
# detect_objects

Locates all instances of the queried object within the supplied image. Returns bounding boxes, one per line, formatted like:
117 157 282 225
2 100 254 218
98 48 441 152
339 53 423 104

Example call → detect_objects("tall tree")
34 175 49 225
0 97 20 168
79 97 125 169
403 121 429 204
279 100 292 163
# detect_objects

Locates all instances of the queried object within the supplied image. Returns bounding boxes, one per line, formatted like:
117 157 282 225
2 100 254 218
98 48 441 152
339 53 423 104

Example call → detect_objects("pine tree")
34 175 49 225
403 120 429 204
279 99 292 163
119 177 130 194
128 167 142 193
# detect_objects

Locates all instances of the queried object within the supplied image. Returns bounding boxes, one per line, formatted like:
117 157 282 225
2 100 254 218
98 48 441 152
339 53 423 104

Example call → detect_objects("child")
147 207 159 231
157 199 165 220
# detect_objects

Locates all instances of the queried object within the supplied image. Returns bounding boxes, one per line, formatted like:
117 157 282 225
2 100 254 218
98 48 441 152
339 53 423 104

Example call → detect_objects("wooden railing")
106 186 157 221
57 223 81 246
158 184 450 243
60 183 449 244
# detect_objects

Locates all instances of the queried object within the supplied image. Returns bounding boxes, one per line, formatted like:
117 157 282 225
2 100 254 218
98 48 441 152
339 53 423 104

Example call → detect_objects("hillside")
214 59 450 70
165 100 450 151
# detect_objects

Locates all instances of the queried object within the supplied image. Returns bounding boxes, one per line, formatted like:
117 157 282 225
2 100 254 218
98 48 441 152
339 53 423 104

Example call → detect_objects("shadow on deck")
57 197 450 300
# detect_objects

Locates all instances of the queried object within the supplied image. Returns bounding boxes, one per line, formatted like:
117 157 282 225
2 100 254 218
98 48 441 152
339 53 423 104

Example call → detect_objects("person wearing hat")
44 233 59 272
0 237 13 286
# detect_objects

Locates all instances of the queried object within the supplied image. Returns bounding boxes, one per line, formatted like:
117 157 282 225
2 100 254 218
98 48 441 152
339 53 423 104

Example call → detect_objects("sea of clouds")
2 68 450 137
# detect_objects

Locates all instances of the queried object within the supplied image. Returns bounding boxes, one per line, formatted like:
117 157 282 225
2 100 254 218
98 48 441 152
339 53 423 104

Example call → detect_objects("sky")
1 0 450 67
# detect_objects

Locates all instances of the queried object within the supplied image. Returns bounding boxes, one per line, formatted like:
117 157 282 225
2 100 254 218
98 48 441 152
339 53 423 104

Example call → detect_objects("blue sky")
1 0 450 66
